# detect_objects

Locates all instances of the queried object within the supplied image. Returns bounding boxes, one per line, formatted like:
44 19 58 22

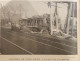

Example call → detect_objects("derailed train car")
19 15 50 34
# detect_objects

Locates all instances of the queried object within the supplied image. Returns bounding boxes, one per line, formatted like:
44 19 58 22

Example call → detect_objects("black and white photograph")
0 0 77 55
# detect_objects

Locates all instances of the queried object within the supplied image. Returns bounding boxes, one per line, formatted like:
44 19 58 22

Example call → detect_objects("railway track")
0 27 77 54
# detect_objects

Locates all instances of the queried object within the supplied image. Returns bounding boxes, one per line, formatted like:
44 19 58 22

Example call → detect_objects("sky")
29 1 68 28
30 1 50 15
0 0 49 15
0 0 68 28
0 0 11 6
0 0 77 28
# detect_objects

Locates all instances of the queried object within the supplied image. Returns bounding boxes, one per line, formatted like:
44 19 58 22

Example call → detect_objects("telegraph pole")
67 3 72 35
47 2 59 35
55 3 59 32
0 3 2 23
0 3 3 54
47 2 54 35
71 2 75 36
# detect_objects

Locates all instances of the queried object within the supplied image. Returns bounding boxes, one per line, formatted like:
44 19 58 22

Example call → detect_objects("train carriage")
19 15 50 34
